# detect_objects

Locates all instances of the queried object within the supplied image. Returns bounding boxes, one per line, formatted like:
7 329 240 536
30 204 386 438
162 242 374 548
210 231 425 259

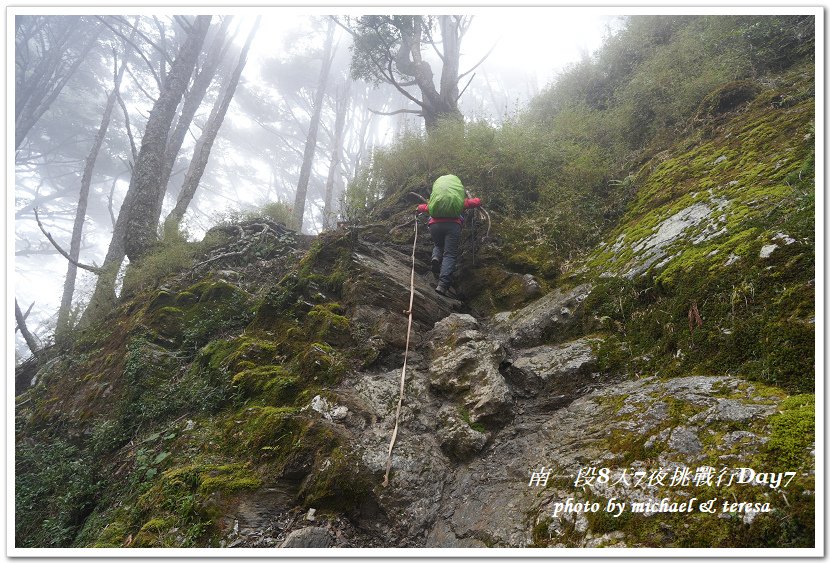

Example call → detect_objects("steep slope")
15 64 814 549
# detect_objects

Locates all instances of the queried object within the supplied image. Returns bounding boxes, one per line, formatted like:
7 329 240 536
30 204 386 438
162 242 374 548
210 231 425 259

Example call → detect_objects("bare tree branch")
33 207 102 274
458 39 499 81
253 117 305 158
369 107 422 116
457 72 476 102
124 64 157 104
423 22 445 62
15 301 35 333
116 88 138 162
95 16 163 89
111 15 174 66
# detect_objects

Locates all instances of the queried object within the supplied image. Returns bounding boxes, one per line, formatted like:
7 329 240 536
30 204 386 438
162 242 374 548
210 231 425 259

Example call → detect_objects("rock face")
491 283 592 348
330 274 800 548
428 314 513 425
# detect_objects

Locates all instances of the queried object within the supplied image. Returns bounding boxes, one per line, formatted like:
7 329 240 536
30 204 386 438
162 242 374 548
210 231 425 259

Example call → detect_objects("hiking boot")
431 257 441 278
435 284 449 296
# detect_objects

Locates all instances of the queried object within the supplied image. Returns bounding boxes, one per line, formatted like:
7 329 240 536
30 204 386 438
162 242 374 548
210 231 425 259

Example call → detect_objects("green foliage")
341 163 385 224
131 463 261 547
122 224 196 295
14 14 816 551
15 435 98 547
258 200 298 229
347 16 410 85
528 15 813 156
348 119 610 281
578 63 814 392
763 394 815 471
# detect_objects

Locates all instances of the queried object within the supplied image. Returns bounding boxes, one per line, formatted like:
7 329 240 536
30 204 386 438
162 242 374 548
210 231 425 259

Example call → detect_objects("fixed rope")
382 213 419 487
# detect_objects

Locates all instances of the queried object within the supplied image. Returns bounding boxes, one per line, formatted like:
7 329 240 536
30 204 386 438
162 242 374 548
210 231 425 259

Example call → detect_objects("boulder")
281 527 332 548
502 337 601 407
491 283 592 348
428 314 513 425
436 407 488 461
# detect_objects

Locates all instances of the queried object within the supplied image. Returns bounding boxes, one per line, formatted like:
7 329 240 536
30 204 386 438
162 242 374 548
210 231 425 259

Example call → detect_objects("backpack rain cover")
428 175 465 218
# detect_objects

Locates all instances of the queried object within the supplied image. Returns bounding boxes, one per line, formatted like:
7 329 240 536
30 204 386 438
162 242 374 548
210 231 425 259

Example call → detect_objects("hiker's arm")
417 203 428 213
464 198 481 208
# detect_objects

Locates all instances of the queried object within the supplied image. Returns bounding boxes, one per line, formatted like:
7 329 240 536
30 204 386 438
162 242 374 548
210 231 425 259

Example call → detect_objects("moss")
145 306 184 340
127 461 262 547
299 447 372 511
299 342 347 384
90 517 130 547
592 392 628 414
148 290 176 311
695 80 762 119
139 517 172 534
297 234 355 296
607 428 660 463
458 406 486 433
307 303 352 345
593 335 628 373
231 365 299 405
763 393 814 471
197 464 262 494
199 335 279 376
175 291 199 306
531 516 554 547
226 406 302 461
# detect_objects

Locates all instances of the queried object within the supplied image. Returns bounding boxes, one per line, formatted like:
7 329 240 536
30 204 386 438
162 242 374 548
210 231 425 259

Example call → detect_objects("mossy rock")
307 303 351 346
130 462 262 547
763 393 814 471
695 80 762 120
144 306 185 341
175 291 199 307
198 334 280 376
464 266 544 314
184 278 243 303
231 365 299 404
299 447 373 512
148 290 177 312
199 280 241 303
299 342 347 384
226 406 303 462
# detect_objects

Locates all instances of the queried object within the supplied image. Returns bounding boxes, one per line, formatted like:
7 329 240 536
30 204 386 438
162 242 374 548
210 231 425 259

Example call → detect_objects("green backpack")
427 175 465 218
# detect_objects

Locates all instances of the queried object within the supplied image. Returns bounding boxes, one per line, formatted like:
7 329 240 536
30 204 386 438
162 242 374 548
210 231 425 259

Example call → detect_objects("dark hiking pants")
429 221 462 288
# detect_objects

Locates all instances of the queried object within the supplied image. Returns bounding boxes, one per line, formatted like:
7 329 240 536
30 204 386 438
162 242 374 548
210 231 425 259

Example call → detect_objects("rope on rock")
382 213 419 487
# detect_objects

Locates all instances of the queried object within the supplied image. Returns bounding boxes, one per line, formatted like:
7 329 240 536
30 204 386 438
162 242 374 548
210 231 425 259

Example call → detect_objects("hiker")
416 174 481 296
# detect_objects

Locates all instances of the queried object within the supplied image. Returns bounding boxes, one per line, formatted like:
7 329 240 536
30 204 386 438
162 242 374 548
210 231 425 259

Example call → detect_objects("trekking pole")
382 212 420 487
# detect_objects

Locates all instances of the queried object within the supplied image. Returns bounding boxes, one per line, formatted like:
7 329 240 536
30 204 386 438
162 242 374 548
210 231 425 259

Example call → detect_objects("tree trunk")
292 21 336 232
81 16 211 327
15 299 40 356
322 81 350 229
122 15 211 262
77 217 127 329
395 16 462 131
348 87 374 183
157 17 232 210
55 49 130 344
165 18 259 230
